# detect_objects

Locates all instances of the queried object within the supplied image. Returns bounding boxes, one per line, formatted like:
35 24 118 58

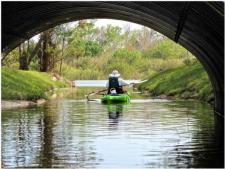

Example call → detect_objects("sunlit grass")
2 68 67 100
138 63 214 103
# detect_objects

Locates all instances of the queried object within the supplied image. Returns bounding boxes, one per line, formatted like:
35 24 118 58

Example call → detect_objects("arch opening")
2 2 224 145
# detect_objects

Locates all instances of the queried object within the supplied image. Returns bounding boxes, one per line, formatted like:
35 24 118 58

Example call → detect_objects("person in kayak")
106 70 129 94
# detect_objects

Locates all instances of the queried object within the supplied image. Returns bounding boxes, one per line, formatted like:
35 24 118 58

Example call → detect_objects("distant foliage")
2 48 19 68
144 39 194 59
65 21 102 59
103 25 124 49
3 19 199 82
85 41 103 57
59 64 104 80
113 49 142 60
58 36 196 80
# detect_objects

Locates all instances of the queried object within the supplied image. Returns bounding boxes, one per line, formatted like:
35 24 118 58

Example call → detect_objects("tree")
3 36 43 70
85 41 102 57
65 20 102 60
19 42 29 70
18 39 42 70
103 25 124 49
38 29 57 72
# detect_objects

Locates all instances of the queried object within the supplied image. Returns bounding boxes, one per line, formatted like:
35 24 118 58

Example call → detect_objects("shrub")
113 49 142 63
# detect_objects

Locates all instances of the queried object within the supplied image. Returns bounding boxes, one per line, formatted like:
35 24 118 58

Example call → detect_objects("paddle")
86 79 147 101
86 89 108 101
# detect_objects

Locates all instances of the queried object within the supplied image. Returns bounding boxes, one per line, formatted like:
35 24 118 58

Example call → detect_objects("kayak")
101 94 130 104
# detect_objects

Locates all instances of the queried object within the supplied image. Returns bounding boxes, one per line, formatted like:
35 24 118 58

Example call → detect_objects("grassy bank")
2 68 67 101
138 64 214 103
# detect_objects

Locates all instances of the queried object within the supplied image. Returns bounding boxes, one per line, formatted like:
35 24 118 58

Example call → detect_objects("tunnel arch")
2 2 224 144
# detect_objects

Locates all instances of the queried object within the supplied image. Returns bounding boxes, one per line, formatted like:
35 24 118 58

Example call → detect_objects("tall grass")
59 64 105 80
59 52 187 80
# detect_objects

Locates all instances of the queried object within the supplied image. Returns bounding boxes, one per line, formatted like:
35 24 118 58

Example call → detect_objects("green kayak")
101 94 130 104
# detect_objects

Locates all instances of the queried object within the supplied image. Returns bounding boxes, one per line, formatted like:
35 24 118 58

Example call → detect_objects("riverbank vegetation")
138 63 214 103
2 68 67 100
2 19 213 103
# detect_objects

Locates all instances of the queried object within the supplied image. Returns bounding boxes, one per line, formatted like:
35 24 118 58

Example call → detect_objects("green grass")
2 68 67 101
138 63 214 103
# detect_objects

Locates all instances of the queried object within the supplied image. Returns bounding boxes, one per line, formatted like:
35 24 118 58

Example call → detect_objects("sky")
94 19 143 30
31 19 148 41
66 19 145 32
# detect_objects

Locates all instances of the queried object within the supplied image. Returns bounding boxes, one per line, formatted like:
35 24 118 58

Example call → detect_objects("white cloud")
66 19 144 31
94 19 143 30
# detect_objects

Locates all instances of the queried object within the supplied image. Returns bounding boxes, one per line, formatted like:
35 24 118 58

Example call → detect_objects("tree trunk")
59 59 63 75
59 36 65 75
28 35 43 64
19 55 29 70
40 31 50 72
39 30 55 72
19 44 29 70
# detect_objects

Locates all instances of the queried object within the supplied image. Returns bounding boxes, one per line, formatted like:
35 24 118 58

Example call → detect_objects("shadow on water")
160 101 224 168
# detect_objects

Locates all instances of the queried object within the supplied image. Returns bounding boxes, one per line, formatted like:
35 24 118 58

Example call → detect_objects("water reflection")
39 103 57 167
108 104 123 120
1 98 224 168
107 104 123 131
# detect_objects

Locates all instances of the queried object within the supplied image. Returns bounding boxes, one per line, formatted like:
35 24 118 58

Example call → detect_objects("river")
1 88 223 168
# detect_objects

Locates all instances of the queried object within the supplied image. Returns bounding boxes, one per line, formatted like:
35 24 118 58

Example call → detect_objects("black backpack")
108 77 123 94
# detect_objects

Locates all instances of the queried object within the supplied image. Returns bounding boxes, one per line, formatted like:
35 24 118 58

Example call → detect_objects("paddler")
106 70 129 94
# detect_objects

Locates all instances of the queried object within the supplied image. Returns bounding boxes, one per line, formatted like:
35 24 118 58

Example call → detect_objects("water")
1 90 223 168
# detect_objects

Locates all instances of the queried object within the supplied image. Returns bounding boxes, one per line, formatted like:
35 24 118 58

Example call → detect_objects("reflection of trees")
108 104 123 119
39 102 58 168
2 100 100 168
71 102 98 168
49 101 98 168
41 116 53 167
2 107 44 167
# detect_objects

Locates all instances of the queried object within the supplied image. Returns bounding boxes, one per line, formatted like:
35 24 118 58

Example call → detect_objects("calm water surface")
2 89 223 168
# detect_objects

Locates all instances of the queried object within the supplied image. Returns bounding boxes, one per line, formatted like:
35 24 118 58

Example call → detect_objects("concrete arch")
2 2 224 144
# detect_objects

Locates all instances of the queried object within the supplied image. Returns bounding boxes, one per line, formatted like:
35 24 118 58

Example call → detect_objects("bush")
60 64 104 80
85 41 103 57
113 49 142 63
143 39 195 60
